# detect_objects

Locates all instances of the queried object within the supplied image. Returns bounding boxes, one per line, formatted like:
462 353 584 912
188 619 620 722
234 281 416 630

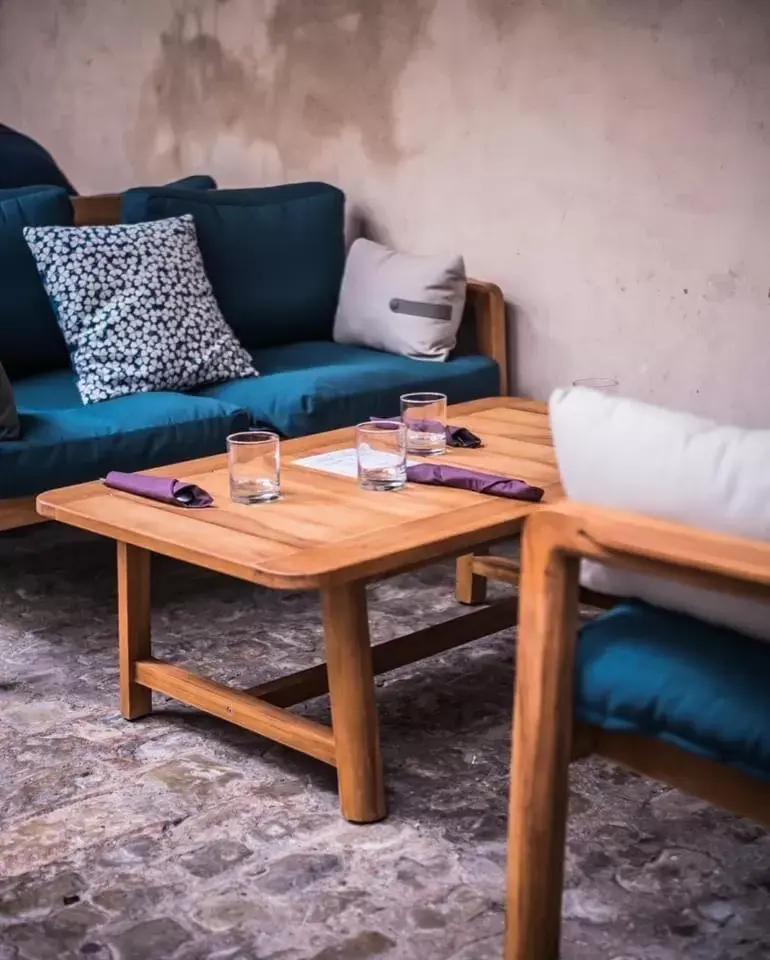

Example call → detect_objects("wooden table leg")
117 541 152 720
456 549 489 605
321 582 385 823
505 527 579 960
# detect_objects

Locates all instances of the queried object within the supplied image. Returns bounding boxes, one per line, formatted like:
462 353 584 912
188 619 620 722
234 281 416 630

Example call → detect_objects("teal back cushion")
121 182 345 350
141 175 217 191
0 186 73 378
168 175 216 190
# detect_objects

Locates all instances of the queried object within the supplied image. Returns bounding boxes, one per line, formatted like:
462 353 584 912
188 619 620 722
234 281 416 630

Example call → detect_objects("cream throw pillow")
333 238 466 362
550 386 770 641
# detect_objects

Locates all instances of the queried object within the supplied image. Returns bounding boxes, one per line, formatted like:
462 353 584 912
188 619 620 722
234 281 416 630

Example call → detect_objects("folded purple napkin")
406 464 544 502
103 471 213 508
445 425 483 449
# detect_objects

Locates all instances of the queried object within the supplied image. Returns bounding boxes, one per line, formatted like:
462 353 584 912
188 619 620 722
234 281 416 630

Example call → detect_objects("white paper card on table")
291 448 361 478
292 448 416 479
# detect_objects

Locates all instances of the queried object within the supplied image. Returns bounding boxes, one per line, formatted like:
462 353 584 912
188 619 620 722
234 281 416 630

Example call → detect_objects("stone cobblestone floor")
0 524 768 960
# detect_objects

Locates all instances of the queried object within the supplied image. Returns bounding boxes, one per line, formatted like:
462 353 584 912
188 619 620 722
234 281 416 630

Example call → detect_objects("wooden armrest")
464 279 508 394
529 501 770 598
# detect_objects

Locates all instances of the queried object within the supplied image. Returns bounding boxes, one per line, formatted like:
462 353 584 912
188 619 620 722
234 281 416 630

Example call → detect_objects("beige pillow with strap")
333 238 466 362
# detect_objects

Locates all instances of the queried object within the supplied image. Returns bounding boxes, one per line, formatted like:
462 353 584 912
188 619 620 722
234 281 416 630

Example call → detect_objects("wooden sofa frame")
504 501 770 960
1 195 509 533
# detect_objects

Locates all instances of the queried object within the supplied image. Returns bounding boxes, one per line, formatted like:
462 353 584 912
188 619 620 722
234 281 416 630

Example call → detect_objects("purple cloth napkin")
406 464 544 502
103 471 213 508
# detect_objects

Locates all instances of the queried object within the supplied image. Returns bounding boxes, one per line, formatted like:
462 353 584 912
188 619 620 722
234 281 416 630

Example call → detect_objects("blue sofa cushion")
577 601 770 782
121 182 345 352
0 124 76 194
165 175 217 190
0 186 72 379
127 175 217 193
196 341 500 437
2 369 249 499
0 360 19 440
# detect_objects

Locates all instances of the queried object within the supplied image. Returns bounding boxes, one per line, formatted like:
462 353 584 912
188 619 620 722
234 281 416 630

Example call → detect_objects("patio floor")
0 524 768 960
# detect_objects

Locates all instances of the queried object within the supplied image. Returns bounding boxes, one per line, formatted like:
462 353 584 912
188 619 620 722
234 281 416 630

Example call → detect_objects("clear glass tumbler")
356 421 407 491
400 392 447 456
572 378 619 395
227 431 281 504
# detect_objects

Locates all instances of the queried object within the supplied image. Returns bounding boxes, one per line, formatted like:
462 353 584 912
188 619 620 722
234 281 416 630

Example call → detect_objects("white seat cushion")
550 386 770 641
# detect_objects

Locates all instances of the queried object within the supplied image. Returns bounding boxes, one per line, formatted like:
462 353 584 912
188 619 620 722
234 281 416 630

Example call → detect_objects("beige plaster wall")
1 0 769 424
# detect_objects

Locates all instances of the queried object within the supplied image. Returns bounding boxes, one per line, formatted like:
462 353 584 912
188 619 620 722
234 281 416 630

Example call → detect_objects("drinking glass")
227 431 280 504
400 392 447 456
355 421 407 491
572 378 619 395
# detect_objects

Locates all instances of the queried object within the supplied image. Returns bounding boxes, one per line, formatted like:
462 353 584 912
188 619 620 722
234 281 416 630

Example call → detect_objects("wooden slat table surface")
37 397 561 589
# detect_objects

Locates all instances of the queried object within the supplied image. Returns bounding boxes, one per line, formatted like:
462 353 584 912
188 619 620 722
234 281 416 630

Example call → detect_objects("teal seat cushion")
196 341 500 437
2 369 249 499
577 601 770 782
0 186 72 379
121 182 345 351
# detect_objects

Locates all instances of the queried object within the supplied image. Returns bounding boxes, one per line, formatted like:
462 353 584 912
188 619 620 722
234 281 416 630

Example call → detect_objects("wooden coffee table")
37 397 560 822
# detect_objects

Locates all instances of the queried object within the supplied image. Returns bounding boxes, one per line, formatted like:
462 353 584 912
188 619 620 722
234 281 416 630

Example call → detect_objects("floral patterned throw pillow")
23 215 257 404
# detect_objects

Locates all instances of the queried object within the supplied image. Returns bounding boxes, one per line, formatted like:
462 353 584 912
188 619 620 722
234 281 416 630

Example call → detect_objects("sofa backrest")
120 182 346 352
0 186 73 379
5 190 507 393
72 194 120 226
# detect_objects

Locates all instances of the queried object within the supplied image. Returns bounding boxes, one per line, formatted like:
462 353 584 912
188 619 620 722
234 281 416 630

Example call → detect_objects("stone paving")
0 524 768 960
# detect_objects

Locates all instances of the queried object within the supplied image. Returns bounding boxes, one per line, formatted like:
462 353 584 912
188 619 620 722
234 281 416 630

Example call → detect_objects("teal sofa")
0 183 505 531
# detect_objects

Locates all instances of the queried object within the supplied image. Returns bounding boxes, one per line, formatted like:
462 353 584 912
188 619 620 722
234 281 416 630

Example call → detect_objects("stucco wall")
1 0 769 423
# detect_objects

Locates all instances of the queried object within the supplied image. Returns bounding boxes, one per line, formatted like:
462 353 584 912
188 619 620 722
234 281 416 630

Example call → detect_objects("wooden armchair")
505 501 770 960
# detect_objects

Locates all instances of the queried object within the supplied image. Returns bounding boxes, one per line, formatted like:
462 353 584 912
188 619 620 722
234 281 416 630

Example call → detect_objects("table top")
37 397 562 589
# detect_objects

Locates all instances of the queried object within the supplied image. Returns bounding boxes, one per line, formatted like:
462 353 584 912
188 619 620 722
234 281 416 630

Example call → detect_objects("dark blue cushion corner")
577 601 770 782
121 181 345 352
165 174 217 190
0 186 72 379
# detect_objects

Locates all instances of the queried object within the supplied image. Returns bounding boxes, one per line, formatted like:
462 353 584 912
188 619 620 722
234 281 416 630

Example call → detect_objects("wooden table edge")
34 395 551 588
34 494 542 590
36 499 56 520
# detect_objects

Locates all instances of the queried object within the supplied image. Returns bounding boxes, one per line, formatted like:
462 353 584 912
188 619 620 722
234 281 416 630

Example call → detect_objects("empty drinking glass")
400 392 447 456
356 421 407 491
227 431 280 504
